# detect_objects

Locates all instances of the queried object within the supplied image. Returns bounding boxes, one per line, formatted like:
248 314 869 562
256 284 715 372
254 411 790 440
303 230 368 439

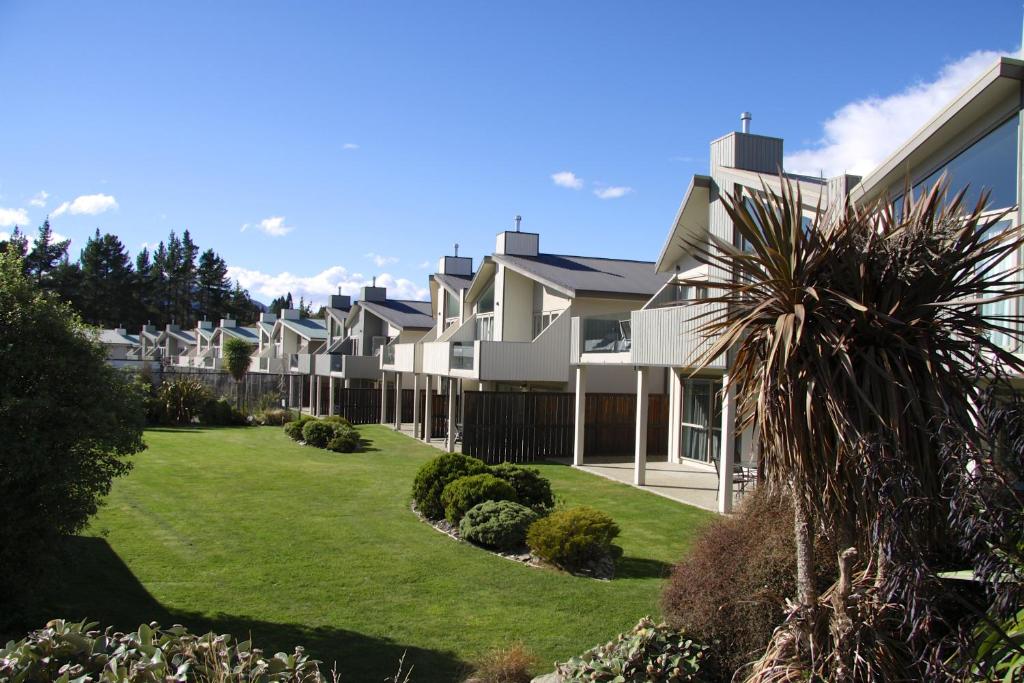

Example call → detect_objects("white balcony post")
394 373 403 430
668 368 683 463
634 367 649 486
309 373 317 416
380 373 389 425
328 376 335 416
718 376 736 514
423 374 433 442
412 374 421 439
446 378 457 452
573 366 587 466
288 375 294 412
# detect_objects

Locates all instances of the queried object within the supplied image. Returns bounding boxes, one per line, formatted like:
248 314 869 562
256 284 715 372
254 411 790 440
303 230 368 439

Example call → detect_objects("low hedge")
302 419 336 448
0 619 327 682
327 425 361 453
284 415 315 441
412 452 489 520
526 505 621 572
459 499 538 551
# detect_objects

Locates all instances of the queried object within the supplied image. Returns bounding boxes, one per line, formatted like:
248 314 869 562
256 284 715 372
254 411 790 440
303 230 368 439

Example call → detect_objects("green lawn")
31 425 712 682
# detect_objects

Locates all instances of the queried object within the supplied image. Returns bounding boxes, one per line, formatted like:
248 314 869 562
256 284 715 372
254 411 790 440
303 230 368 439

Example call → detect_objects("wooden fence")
162 368 285 414
583 393 667 457
333 387 382 424
462 391 575 464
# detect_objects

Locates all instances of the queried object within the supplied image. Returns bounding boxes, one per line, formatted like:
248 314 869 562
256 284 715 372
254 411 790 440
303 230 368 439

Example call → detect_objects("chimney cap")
740 111 752 134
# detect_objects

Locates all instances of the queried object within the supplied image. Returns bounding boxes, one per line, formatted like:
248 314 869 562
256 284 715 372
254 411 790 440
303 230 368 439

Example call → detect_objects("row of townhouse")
98 55 1024 512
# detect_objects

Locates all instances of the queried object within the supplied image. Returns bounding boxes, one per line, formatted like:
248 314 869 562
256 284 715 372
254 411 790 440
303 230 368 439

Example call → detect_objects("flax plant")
682 177 1024 681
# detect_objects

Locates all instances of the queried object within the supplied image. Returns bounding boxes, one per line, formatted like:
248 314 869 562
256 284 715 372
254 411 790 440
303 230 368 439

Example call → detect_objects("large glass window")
901 116 1018 213
980 219 1017 351
444 290 459 320
475 314 494 341
477 280 495 314
680 379 723 463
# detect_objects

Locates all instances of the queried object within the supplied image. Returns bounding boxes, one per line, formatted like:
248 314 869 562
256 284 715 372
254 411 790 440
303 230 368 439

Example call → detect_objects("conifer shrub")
412 452 489 520
301 419 336 448
440 473 517 524
526 505 621 572
490 462 554 512
459 500 538 551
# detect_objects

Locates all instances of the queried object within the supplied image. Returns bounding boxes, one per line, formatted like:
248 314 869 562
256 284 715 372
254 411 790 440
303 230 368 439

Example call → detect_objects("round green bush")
440 473 517 524
412 452 489 520
302 420 336 448
327 425 361 453
459 500 538 550
321 415 352 428
526 505 622 572
490 462 554 512
283 414 314 440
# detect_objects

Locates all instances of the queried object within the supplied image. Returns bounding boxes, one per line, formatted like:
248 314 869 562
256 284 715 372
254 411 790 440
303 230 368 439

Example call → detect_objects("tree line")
1 220 263 329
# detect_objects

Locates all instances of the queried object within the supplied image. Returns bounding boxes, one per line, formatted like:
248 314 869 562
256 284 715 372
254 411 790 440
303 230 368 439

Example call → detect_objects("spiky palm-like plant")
683 178 1024 681
222 337 252 409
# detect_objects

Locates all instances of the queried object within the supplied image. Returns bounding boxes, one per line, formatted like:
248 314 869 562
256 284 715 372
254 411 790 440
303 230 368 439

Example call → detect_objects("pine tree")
78 230 135 327
196 249 231 321
25 219 71 286
0 227 29 261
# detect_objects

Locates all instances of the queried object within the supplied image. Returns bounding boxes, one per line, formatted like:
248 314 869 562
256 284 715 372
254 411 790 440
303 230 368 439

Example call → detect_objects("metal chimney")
454 243 459 257
740 112 752 134
514 215 522 232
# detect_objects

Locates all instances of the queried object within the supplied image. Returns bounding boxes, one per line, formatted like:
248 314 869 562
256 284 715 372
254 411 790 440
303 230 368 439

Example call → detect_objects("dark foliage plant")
412 452 489 520
157 378 210 425
0 249 145 621
326 425 361 453
301 420 336 448
459 500 538 551
284 415 314 441
490 462 555 512
526 506 621 572
440 473 517 524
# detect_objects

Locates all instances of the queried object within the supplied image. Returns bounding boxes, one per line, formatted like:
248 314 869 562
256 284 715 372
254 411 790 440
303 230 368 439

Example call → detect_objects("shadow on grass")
616 556 672 580
145 427 207 433
17 536 468 683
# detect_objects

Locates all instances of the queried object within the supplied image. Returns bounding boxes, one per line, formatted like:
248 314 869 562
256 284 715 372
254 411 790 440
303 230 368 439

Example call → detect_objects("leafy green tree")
222 337 252 408
0 246 145 619
0 226 28 260
78 229 135 327
268 292 294 317
25 219 70 285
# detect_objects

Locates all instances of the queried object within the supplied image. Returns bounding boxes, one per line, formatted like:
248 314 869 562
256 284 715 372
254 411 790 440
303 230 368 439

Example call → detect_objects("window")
980 219 1017 352
475 314 494 341
902 116 1018 214
477 280 495 314
444 290 459 320
680 379 723 464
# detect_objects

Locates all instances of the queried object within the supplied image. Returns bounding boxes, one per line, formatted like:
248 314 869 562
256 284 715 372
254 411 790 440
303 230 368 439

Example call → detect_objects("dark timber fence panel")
462 391 574 464
161 368 284 414
333 387 382 424
584 393 668 457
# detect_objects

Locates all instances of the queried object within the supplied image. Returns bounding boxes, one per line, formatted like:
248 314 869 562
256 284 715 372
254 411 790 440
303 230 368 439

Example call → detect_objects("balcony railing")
382 343 396 365
580 314 632 353
451 341 475 370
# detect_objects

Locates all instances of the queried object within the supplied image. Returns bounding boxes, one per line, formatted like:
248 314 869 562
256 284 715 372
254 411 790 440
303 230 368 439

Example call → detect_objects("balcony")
381 340 418 373
450 341 475 370
628 301 726 369
314 353 343 375
570 313 633 365
289 353 313 374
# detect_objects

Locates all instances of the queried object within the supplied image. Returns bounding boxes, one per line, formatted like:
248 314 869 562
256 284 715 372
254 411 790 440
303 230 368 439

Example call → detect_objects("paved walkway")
576 455 732 512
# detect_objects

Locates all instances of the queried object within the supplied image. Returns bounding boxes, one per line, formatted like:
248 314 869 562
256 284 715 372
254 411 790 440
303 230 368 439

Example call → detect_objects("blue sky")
0 1 1020 304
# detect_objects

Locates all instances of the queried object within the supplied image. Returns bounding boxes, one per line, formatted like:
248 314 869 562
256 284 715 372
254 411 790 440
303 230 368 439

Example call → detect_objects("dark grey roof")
492 253 670 299
434 273 474 294
97 329 139 345
221 326 260 343
280 317 328 340
360 299 434 330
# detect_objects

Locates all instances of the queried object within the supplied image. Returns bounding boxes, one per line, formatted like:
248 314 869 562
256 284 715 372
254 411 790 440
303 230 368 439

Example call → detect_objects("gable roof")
358 299 434 330
218 325 260 343
279 316 328 341
434 273 474 296
97 329 139 346
157 328 196 345
489 252 670 300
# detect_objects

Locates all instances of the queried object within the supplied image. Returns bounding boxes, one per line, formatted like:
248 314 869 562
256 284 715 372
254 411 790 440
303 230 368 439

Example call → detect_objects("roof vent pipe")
740 111 751 134
514 215 522 232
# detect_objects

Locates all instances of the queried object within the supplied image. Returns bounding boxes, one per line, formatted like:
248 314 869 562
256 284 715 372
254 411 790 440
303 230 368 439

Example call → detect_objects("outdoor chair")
712 457 757 502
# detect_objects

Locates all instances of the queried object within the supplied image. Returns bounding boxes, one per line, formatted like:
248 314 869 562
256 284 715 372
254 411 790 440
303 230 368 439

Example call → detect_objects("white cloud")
28 191 48 208
786 49 1009 177
0 207 29 227
365 252 399 267
418 260 431 269
594 185 633 200
228 265 428 308
551 171 584 190
243 216 294 237
343 142 360 150
51 193 119 217
48 230 69 243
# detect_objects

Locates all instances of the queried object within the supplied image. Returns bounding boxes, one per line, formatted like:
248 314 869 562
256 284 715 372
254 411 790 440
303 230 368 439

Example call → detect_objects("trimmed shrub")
660 490 836 676
0 619 327 682
321 415 352 428
441 473 517 524
526 505 621 572
460 500 537 551
490 462 554 512
412 452 489 520
284 415 314 440
555 617 710 682
467 642 536 683
302 419 336 448
258 408 295 425
327 425 361 453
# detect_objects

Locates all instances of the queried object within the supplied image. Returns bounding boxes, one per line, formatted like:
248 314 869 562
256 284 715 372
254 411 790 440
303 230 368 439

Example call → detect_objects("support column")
668 369 683 464
423 374 433 442
394 373 403 430
309 373 317 416
328 377 336 416
634 368 649 486
380 373 389 424
288 375 294 411
573 366 587 466
445 378 457 452
412 374 421 439
718 376 736 514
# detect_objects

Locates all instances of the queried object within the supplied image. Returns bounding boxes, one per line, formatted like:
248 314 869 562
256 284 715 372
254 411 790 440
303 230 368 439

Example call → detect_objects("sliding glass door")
680 379 722 463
